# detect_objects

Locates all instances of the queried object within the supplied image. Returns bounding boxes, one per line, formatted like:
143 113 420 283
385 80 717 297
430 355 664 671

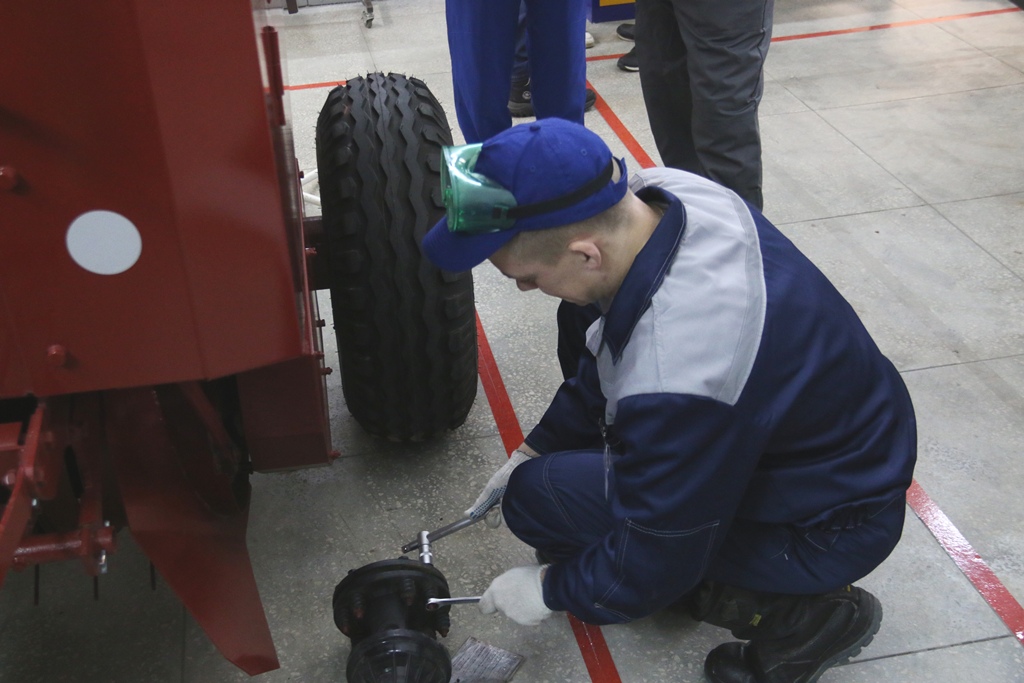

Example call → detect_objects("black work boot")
691 583 882 683
508 78 534 118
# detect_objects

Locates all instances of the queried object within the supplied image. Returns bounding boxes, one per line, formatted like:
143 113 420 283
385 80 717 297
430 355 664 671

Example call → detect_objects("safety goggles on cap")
440 142 616 234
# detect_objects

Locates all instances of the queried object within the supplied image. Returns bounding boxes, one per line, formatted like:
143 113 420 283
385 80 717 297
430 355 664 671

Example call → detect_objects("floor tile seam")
845 633 1014 666
799 105 941 208
930 208 1024 288
800 202 1022 369
988 50 1024 78
807 79 1024 114
774 101 930 210
925 192 1024 286
930 189 1024 207
927 7 1024 58
771 6 1022 44
771 199 929 229
899 351 1024 375
763 44 1024 99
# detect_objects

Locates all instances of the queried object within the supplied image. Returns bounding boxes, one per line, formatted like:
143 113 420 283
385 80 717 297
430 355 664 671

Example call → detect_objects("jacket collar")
588 187 686 363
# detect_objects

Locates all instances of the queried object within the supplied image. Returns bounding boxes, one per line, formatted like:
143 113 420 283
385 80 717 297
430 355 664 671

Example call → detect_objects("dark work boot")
508 79 597 118
692 583 883 683
508 78 534 118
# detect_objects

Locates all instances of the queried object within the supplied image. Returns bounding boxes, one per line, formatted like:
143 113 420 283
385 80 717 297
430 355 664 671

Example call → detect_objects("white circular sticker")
66 210 143 275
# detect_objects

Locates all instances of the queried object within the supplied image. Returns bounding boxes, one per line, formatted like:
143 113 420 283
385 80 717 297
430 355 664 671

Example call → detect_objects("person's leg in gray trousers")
634 0 774 209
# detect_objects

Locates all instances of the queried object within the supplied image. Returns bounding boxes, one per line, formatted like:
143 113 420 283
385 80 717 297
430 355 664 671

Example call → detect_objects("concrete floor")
2 0 1024 681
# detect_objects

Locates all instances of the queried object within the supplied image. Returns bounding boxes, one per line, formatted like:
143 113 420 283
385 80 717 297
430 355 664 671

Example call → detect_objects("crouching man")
422 118 916 683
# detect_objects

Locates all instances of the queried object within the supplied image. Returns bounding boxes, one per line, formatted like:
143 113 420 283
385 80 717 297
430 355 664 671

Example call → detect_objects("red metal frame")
0 1 334 675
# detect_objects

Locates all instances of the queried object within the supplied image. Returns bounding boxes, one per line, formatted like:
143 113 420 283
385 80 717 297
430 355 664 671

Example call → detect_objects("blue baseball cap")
422 118 628 272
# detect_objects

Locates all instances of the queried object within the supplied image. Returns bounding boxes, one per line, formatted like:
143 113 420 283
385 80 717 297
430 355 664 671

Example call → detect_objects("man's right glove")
465 449 533 522
479 564 553 626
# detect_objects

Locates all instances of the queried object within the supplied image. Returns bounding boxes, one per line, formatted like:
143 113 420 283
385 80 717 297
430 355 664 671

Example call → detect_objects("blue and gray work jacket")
524 168 917 623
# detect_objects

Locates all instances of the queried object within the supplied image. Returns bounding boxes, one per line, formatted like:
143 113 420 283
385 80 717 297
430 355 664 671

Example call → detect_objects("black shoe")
508 81 597 118
703 586 883 683
617 47 638 73
616 22 635 41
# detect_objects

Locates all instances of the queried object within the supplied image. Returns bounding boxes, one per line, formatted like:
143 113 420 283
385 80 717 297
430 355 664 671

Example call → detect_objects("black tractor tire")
316 73 477 441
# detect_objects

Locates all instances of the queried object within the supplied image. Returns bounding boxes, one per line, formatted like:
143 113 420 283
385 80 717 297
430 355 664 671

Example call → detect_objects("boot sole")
701 590 884 683
508 102 534 118
802 590 883 683
508 98 597 118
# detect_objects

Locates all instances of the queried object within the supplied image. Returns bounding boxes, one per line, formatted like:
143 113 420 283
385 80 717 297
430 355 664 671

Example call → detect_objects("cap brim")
422 216 519 272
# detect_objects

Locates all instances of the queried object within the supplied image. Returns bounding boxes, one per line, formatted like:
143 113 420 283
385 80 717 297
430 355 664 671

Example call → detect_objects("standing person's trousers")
502 449 906 598
634 0 774 209
445 0 587 143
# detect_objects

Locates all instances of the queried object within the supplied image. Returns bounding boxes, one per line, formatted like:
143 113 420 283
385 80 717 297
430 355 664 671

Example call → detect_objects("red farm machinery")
0 1 476 675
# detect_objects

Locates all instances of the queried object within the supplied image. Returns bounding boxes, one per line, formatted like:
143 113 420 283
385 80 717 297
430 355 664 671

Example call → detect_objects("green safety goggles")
440 142 616 234
440 143 518 233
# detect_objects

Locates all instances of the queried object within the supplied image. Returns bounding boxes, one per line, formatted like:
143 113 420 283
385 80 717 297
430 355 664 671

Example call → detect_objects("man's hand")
479 565 553 626
465 449 533 522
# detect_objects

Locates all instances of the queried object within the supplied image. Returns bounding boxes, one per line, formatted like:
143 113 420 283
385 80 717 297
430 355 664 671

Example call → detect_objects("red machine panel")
0 2 306 398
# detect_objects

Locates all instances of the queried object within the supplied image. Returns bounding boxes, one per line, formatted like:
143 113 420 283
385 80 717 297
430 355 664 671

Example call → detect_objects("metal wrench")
401 516 479 554
401 505 500 555
425 596 481 611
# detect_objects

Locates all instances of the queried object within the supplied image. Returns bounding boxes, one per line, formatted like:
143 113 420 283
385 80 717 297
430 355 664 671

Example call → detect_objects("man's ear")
568 240 602 270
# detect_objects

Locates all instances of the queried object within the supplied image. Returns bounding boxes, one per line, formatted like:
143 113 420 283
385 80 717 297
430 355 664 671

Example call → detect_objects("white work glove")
479 565 553 626
465 449 533 522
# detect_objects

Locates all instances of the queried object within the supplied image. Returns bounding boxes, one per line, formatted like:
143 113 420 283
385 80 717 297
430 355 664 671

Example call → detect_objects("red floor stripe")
772 7 1020 42
475 312 526 454
587 80 656 170
285 8 1024 94
475 311 624 682
569 615 626 683
283 80 346 91
906 480 1024 645
585 7 1015 59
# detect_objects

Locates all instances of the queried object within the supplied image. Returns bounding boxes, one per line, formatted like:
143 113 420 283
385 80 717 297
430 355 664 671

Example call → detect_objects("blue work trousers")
503 449 907 597
445 0 588 143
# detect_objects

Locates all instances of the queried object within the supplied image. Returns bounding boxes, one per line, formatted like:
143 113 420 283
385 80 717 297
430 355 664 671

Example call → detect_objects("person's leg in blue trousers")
522 0 588 123
512 0 530 88
446 0 521 143
446 0 587 143
502 449 906 596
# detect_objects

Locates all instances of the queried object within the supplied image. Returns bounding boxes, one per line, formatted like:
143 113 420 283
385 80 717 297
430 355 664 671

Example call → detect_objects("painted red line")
475 312 525 455
285 8 1022 93
907 480 1024 645
587 80 656 170
773 7 1020 42
475 311 623 682
283 80 346 91
583 7 1022 58
569 615 626 683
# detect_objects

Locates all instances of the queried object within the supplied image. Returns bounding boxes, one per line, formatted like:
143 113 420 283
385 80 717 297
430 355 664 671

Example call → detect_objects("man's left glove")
479 565 553 626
